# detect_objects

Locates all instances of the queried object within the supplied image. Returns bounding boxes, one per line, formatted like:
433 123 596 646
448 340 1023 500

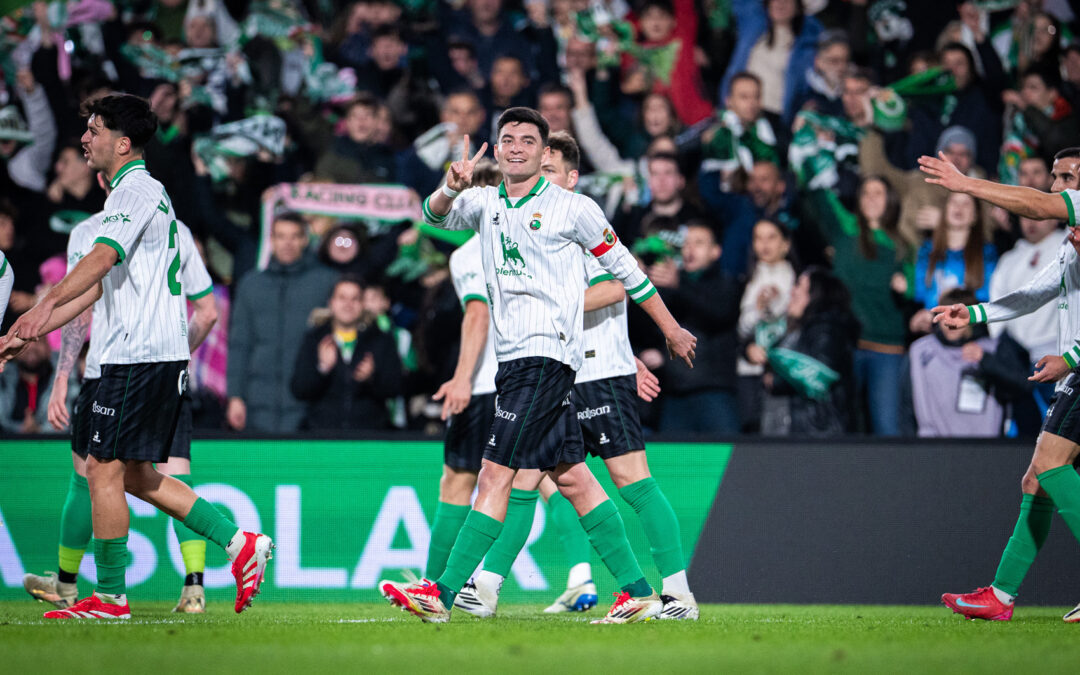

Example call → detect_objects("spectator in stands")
398 90 488 197
615 152 704 249
722 0 823 125
911 192 998 333
0 69 56 194
0 337 55 435
1001 65 1078 168
226 214 337 432
481 55 535 136
537 83 573 135
621 0 713 125
905 287 1002 438
443 39 486 92
314 95 396 184
761 266 858 435
649 222 740 434
446 0 557 85
1063 43 1080 111
737 218 794 432
45 144 105 215
859 122 984 247
791 30 851 119
701 72 781 175
291 276 403 431
805 175 911 435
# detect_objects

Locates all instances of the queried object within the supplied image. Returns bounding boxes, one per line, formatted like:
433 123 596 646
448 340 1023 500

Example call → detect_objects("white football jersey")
93 159 189 365
423 177 655 370
971 189 1080 392
72 206 211 378
577 254 636 384
0 250 11 327
449 235 498 395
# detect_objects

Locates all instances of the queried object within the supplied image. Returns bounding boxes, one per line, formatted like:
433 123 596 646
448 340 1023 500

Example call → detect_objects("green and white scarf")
193 114 286 183
702 110 778 173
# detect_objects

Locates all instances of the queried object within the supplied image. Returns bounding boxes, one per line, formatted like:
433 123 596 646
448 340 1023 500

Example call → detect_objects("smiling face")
495 121 547 181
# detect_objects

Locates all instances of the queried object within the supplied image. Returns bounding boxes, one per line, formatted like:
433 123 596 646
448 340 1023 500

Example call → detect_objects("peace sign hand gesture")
446 135 489 192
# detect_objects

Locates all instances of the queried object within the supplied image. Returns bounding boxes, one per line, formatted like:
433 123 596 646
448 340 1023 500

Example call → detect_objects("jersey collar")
498 175 549 209
109 159 147 189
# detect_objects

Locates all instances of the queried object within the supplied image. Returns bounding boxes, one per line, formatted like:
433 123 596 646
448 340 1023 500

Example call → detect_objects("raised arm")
919 153 1071 222
422 135 489 226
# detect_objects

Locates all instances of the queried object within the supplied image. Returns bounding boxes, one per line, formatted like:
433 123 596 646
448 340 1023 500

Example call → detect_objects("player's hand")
919 152 972 193
665 326 697 368
1030 355 1071 383
353 353 375 382
47 374 70 430
930 303 971 329
0 333 30 372
635 357 660 402
446 135 489 192
226 397 247 430
433 375 472 420
1067 226 1080 256
317 335 338 374
10 300 54 344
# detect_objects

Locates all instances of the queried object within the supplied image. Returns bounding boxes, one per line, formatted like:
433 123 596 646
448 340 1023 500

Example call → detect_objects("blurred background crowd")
0 0 1077 438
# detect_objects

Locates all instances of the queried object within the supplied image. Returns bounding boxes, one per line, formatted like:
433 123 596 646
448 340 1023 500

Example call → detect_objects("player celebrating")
22 177 219 613
0 94 271 620
921 147 1080 621
454 132 698 620
380 108 696 624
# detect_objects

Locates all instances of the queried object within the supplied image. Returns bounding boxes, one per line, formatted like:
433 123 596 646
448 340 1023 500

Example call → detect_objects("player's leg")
606 450 697 620
427 466 477 579
427 392 490 579
26 381 98 608
456 469 542 617
944 380 1080 621
541 473 598 613
159 453 207 613
380 357 573 622
24 451 90 608
550 460 662 624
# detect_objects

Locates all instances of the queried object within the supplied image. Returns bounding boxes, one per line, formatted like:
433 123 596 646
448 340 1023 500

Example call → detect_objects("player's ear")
568 170 579 190
494 144 501 161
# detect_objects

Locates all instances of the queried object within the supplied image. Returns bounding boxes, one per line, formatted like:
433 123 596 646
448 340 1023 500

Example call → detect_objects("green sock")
426 502 470 579
58 472 92 577
992 494 1054 596
170 476 207 575
580 499 652 597
182 498 239 550
619 477 686 578
93 536 128 596
548 491 591 567
482 489 539 577
1037 466 1080 544
436 510 503 606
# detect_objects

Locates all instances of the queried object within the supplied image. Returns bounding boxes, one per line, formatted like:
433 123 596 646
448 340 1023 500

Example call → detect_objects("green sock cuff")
509 488 539 504
93 536 129 595
464 510 503 538
437 501 472 517
618 477 657 507
623 577 652 598
71 472 88 489
183 498 238 550
580 499 619 531
1036 465 1074 482
1027 494 1055 511
547 491 570 509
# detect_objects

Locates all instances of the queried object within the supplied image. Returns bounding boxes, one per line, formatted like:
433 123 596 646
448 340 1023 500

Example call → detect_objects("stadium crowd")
0 0 1078 438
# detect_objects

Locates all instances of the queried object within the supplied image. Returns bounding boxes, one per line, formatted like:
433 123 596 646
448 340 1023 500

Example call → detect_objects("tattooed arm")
47 307 92 430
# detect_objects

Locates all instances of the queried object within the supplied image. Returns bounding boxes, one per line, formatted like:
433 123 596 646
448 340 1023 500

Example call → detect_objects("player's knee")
476 466 514 499
1021 470 1041 495
439 470 476 503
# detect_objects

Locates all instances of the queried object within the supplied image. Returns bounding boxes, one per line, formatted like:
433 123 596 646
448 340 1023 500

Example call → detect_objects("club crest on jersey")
529 212 542 230
603 228 616 246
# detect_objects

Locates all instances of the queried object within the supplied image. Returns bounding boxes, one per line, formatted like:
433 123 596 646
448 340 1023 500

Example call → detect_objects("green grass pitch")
3 601 1080 674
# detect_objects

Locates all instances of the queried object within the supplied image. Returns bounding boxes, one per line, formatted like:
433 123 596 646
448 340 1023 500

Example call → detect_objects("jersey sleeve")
585 254 613 286
967 253 1060 326
421 186 485 231
571 195 655 304
449 239 488 308
95 184 157 264
177 221 214 300
1064 190 1080 228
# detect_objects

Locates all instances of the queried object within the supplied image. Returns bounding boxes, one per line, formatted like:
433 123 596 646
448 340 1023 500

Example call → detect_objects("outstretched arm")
919 152 1070 222
8 244 115 341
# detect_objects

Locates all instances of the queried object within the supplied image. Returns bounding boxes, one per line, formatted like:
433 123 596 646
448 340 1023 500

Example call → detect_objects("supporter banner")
258 183 421 269
691 440 1080 606
0 439 730 604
